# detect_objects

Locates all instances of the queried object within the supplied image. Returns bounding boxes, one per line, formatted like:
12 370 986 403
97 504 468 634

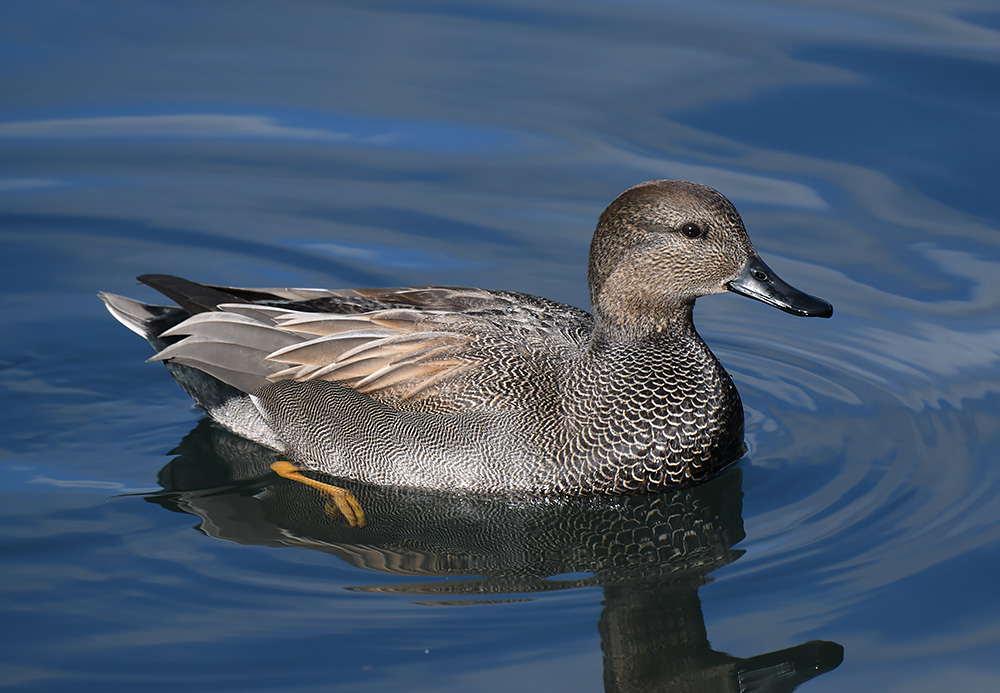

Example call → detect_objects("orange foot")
270 461 367 528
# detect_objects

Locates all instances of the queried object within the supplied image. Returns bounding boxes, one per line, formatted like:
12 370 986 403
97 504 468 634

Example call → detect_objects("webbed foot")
270 460 367 528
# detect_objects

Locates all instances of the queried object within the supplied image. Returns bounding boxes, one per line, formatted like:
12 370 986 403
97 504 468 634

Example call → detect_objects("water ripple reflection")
147 420 843 692
704 249 1000 642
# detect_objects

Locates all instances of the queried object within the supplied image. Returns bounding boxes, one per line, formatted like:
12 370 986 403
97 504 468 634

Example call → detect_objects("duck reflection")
149 420 842 692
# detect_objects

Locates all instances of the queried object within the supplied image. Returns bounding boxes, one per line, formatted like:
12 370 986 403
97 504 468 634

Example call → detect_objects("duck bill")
727 256 833 318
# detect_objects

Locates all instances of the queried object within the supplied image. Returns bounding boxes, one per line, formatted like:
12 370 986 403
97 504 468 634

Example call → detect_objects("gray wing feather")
106 281 592 404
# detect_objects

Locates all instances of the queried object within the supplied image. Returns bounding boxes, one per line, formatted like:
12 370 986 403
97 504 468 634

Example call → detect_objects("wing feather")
136 277 592 402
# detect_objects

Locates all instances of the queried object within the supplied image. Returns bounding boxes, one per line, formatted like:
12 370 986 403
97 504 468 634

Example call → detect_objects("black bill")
727 256 833 318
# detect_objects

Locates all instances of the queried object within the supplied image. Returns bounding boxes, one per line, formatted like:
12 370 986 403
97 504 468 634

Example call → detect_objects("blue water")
3 2 1000 691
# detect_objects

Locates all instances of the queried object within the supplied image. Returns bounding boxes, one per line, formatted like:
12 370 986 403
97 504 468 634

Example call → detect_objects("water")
2 1 1000 690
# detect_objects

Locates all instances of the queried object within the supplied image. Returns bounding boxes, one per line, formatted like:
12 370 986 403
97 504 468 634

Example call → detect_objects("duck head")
588 180 832 338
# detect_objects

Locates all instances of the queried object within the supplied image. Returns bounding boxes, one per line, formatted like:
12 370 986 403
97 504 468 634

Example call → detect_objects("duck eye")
680 223 703 239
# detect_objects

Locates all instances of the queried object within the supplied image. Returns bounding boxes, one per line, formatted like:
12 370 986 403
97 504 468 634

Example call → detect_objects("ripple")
0 111 523 153
701 253 1000 634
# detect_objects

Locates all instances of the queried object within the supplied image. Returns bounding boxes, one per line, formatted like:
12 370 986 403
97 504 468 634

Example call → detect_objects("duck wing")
121 275 593 405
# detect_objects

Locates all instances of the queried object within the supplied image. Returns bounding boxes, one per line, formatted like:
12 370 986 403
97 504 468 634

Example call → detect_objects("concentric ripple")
698 254 1000 651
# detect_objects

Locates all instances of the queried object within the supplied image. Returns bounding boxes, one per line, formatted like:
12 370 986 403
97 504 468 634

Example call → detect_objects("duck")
100 179 832 501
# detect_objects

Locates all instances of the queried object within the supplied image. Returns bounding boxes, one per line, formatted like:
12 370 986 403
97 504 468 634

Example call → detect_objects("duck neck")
591 298 700 347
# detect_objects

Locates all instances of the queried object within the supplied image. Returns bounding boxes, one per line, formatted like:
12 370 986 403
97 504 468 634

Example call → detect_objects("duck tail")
98 291 181 344
137 274 248 316
99 288 281 447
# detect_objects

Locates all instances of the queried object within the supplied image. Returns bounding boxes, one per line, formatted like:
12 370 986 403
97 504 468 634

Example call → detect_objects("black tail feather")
138 274 248 316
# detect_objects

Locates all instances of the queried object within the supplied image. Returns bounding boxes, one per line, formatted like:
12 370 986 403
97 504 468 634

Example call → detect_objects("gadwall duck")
101 180 831 498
